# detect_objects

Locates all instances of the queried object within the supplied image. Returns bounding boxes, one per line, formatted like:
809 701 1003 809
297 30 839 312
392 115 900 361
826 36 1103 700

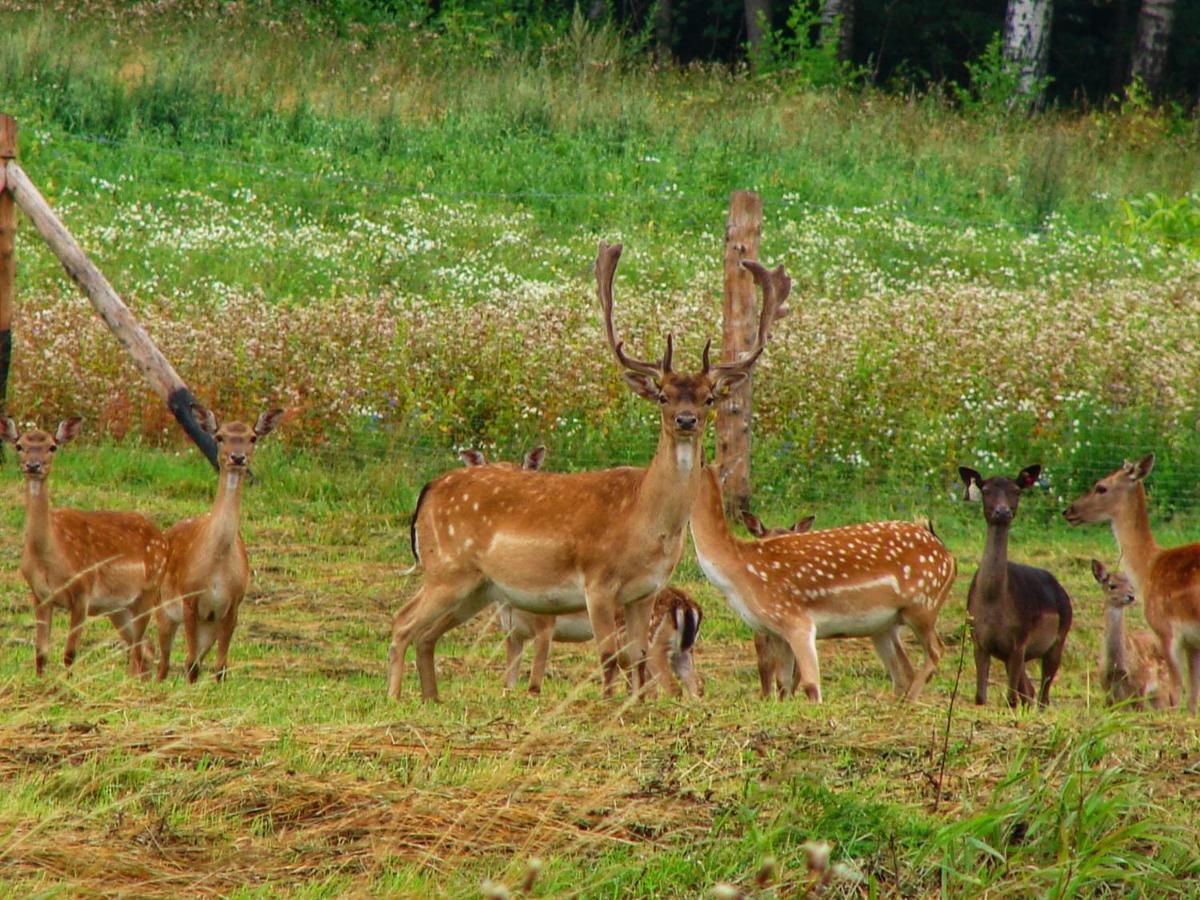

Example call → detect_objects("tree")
745 0 771 61
819 0 854 62
1130 0 1175 97
1002 0 1053 108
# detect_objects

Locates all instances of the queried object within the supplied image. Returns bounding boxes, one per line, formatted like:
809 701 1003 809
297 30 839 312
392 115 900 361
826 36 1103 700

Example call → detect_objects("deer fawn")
156 405 284 683
501 586 704 697
1065 454 1200 713
1091 559 1176 710
2 417 167 676
388 242 789 701
690 465 954 702
960 466 1072 708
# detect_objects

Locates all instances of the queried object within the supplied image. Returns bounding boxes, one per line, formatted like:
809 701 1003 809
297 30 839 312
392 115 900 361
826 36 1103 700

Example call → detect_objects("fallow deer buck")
2 417 167 676
1091 559 1176 710
960 466 1072 708
1065 454 1200 713
156 405 284 683
387 242 789 701
690 466 955 702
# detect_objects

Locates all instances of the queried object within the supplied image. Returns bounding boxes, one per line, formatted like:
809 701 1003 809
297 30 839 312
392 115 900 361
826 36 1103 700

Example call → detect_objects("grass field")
3 2 1200 896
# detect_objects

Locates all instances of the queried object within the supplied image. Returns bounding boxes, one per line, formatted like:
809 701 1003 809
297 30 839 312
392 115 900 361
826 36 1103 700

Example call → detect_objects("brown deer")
156 405 284 682
960 466 1072 708
690 466 954 702
1065 454 1200 713
1091 559 1176 710
741 511 816 539
388 242 789 701
457 446 546 471
2 417 167 676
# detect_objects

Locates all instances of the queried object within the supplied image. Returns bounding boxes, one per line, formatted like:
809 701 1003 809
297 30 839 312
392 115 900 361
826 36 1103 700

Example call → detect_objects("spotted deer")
388 242 789 701
156 405 284 682
690 465 954 701
2 417 167 676
1091 559 1176 710
960 466 1072 708
1065 454 1200 713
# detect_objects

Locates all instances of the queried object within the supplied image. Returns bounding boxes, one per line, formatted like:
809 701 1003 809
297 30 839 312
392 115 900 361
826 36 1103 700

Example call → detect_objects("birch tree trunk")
1130 0 1175 97
819 0 855 62
1002 0 1053 109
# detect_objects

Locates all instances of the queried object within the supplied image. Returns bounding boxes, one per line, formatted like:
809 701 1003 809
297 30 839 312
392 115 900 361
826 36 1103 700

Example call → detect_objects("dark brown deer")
388 243 789 701
960 465 1072 708
1091 559 1176 710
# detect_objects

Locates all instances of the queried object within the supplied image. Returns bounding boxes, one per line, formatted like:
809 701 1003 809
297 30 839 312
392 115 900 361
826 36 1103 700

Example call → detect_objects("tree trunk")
745 0 770 61
1002 0 1053 109
820 0 855 62
1130 0 1175 97
655 0 672 64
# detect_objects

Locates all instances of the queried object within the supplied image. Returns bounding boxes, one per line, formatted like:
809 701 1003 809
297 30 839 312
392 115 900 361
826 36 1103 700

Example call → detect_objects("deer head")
1063 454 1154 526
1091 559 1136 608
458 447 546 471
959 465 1040 527
596 242 789 446
741 510 816 538
1 417 82 481
194 405 285 472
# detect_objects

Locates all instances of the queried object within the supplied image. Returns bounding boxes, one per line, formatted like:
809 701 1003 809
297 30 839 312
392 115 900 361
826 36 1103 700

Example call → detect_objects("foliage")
953 32 1052 117
1118 192 1200 253
750 0 862 89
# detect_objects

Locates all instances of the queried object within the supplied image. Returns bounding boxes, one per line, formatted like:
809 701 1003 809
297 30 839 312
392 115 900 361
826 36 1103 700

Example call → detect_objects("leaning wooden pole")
0 115 16 430
716 190 763 517
2 152 219 470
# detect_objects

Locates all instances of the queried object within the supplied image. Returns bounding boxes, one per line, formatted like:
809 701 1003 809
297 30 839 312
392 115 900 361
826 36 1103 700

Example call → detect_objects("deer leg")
871 630 909 697
129 597 156 677
413 587 491 702
621 596 653 698
753 632 774 698
527 616 554 695
902 614 944 703
107 607 142 677
1038 637 1066 708
156 604 180 681
645 625 674 699
504 629 527 691
63 602 86 672
1157 626 1184 709
584 589 621 698
33 597 52 676
387 576 480 701
892 629 917 688
1005 646 1032 708
1187 646 1200 716
779 619 822 702
973 644 991 706
183 602 201 683
212 601 241 683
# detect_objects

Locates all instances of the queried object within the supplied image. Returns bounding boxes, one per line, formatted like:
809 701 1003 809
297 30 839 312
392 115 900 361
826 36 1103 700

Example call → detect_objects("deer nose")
229 453 248 466
674 412 698 431
24 461 41 474
992 507 1013 524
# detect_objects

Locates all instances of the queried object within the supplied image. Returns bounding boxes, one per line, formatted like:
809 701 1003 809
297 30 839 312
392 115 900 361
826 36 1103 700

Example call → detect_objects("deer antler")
707 260 792 378
596 242 668 378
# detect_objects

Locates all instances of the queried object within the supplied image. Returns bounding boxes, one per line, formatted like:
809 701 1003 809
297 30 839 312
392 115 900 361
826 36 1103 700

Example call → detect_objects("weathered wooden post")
716 190 762 517
0 114 16 426
0 116 219 470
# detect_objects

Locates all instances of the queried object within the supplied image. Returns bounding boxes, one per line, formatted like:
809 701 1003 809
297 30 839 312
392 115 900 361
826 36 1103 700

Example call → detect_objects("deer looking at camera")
1065 454 1200 713
690 466 955 702
1090 559 1176 710
388 242 789 701
2 417 167 676
156 405 284 682
960 466 1072 708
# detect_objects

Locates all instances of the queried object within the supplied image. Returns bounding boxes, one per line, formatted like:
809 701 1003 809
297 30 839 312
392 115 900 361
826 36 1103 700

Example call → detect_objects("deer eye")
14 444 21 452
250 436 257 443
657 393 668 404
216 435 225 443
49 446 57 453
1095 485 1107 494
704 395 715 406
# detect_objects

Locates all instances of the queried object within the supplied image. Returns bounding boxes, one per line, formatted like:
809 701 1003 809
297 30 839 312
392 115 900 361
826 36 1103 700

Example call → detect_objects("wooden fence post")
0 114 16 429
716 190 762 517
2 155 219 470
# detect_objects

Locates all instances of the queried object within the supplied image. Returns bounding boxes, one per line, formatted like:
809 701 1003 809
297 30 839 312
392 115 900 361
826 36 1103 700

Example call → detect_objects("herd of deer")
7 243 1200 716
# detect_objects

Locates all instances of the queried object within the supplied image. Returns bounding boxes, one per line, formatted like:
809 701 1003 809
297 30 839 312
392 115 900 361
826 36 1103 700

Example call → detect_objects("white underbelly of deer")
812 606 900 638
553 612 594 642
491 575 586 614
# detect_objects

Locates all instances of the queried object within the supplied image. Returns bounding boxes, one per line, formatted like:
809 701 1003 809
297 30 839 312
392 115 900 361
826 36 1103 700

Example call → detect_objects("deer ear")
459 449 486 467
523 446 546 471
959 467 983 501
741 511 765 537
1016 465 1041 490
622 371 661 402
0 417 18 444
713 370 748 398
1091 559 1107 584
253 409 286 438
794 515 816 534
55 417 83 445
1131 453 1155 481
192 403 219 436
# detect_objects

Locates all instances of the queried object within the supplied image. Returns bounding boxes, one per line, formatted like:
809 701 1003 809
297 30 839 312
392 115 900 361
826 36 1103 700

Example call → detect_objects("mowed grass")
2 444 1199 896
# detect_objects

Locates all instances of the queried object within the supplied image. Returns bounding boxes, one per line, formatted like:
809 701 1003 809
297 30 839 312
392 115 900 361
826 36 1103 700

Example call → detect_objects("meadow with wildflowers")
1 2 1200 896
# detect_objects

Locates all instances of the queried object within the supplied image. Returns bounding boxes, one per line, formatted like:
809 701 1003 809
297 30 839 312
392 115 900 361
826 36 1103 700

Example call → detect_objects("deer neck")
201 468 246 556
1110 486 1159 596
976 521 1010 604
688 465 742 572
636 429 704 538
1102 606 1129 674
23 476 57 556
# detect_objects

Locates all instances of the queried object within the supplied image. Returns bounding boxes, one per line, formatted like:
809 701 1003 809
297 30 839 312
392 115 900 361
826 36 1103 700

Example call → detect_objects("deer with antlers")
2 417 167 676
1065 454 1200 713
387 242 789 701
155 405 284 683
690 466 955 701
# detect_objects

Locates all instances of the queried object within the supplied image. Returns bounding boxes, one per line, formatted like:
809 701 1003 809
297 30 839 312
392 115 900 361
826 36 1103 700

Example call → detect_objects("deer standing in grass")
690 466 955 702
960 466 1072 708
1065 454 1200 713
156 405 284 683
2 417 167 676
1090 559 1176 710
388 242 789 701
